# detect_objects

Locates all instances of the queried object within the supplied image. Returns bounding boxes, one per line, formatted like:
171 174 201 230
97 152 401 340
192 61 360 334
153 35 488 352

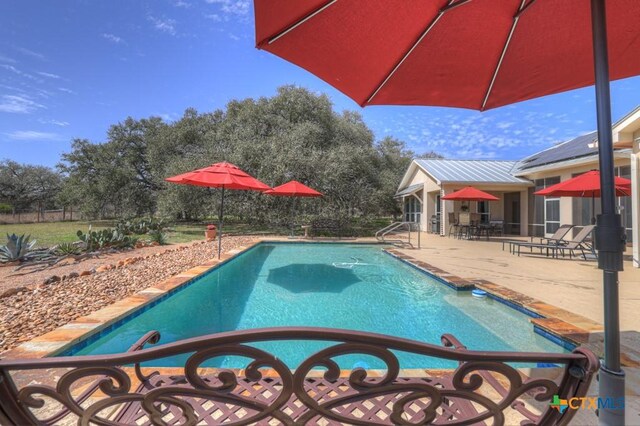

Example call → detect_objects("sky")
1 0 639 168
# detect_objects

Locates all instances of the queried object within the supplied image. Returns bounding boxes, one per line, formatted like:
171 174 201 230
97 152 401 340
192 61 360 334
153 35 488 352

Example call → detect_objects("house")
395 105 640 266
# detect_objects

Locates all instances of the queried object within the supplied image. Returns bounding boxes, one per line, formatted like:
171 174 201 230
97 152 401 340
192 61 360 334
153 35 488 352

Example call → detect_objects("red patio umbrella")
442 186 499 224
535 170 631 224
166 162 270 258
265 180 323 236
265 180 323 197
441 186 499 202
254 1 638 419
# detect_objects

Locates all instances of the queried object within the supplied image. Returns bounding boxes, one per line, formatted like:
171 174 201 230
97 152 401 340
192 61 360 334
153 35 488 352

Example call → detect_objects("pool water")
61 243 566 368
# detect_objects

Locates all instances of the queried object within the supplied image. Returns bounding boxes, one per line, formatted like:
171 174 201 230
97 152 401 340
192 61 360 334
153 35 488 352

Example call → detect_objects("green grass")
0 221 109 247
0 220 279 248
0 217 392 248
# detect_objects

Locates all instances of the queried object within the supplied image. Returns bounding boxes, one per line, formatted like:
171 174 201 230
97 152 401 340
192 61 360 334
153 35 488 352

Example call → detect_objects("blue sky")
1 0 639 167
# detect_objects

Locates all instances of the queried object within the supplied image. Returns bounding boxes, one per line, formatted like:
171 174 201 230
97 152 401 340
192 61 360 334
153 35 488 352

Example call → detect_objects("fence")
0 208 83 224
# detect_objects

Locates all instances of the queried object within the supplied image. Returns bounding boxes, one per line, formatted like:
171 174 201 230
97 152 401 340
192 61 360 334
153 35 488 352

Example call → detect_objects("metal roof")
415 159 529 184
514 131 598 172
394 183 423 197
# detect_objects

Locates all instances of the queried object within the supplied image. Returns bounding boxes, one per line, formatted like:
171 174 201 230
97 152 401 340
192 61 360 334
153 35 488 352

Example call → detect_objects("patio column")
632 147 640 267
520 189 529 236
440 188 447 236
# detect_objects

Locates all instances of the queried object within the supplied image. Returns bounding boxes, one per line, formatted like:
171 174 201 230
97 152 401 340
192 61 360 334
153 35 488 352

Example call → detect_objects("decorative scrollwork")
0 327 599 425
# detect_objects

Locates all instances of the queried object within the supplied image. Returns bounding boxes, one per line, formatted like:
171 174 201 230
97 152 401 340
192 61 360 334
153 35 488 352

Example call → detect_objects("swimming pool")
59 242 566 368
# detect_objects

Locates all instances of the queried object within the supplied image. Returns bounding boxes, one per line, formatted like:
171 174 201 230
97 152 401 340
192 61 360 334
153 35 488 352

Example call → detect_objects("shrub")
54 242 81 256
0 203 12 214
147 230 168 245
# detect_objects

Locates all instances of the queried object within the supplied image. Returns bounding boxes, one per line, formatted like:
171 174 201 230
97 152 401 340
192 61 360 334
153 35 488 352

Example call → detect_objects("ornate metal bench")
0 327 598 425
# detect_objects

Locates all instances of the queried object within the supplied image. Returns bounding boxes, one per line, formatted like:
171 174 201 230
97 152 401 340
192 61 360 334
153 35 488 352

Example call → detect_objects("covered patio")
396 159 532 236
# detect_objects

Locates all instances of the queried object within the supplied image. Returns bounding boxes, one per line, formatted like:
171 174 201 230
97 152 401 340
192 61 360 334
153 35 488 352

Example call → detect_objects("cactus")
0 234 37 262
77 226 137 251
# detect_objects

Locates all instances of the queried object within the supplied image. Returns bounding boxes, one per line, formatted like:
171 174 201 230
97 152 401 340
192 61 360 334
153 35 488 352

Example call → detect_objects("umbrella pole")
218 186 225 259
591 1 625 423
592 193 596 225
290 198 296 238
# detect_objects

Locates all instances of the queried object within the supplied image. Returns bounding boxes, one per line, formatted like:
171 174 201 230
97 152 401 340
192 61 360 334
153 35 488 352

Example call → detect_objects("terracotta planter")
205 229 217 241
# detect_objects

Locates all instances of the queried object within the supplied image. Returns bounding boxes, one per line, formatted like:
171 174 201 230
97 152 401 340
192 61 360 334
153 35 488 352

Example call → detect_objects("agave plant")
0 233 37 263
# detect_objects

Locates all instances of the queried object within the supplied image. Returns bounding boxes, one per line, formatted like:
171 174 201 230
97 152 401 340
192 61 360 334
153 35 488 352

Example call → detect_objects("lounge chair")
516 225 595 259
509 224 573 255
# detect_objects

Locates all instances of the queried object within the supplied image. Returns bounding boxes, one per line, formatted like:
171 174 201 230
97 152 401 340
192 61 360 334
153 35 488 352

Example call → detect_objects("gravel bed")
0 236 256 354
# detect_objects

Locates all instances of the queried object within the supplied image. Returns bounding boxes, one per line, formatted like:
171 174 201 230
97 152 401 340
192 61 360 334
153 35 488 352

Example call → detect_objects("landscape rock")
0 237 253 353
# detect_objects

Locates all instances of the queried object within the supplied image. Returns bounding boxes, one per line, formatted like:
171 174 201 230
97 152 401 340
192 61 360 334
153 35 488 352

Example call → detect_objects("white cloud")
102 33 125 44
38 118 70 127
6 130 62 141
36 71 61 79
13 46 45 61
58 87 76 94
204 14 222 21
0 64 42 82
0 54 16 64
205 0 250 16
148 16 177 35
0 95 45 113
174 0 191 7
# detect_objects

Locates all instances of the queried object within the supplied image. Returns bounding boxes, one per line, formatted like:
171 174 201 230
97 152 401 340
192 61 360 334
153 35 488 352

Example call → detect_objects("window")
477 201 490 224
403 196 422 223
529 177 559 237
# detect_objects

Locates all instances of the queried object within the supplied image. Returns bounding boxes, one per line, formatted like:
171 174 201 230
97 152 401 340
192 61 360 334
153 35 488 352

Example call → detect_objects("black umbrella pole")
218 186 225 259
591 0 626 423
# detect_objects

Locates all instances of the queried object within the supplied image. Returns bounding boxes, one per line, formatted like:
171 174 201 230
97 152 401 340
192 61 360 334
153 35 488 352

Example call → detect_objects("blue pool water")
60 243 566 368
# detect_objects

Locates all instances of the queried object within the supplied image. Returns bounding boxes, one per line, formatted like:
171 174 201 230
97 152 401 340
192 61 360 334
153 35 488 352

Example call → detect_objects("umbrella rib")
364 0 471 106
480 0 531 111
265 0 337 46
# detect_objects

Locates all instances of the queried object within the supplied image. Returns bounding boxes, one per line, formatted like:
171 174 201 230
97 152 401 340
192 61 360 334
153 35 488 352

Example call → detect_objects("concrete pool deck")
394 232 640 333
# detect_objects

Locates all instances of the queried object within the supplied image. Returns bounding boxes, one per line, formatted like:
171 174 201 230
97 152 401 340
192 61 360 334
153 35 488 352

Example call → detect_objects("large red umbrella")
265 180 323 236
166 162 270 257
534 171 630 198
441 186 499 202
255 1 637 419
535 170 631 224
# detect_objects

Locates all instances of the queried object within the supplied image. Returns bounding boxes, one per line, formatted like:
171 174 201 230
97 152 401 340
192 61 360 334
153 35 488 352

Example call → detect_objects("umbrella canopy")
265 180 323 197
441 186 499 202
534 170 631 197
165 162 270 258
166 161 271 191
255 1 637 420
255 1 640 111
265 180 322 237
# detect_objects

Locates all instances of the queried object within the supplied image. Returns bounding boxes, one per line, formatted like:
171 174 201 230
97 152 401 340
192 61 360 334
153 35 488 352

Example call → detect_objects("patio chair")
509 224 573 255
457 211 471 239
490 220 504 237
516 225 595 259
447 212 458 237
0 327 598 425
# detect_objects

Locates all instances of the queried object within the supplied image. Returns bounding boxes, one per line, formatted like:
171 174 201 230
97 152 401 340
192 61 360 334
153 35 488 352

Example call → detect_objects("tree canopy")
2 86 441 222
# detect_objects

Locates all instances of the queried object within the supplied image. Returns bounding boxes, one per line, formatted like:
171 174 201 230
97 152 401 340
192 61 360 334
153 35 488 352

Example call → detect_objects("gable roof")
514 131 598 172
415 159 529 184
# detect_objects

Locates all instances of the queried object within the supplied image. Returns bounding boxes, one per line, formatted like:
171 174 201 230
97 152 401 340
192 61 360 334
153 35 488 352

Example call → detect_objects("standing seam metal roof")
415 159 529 184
